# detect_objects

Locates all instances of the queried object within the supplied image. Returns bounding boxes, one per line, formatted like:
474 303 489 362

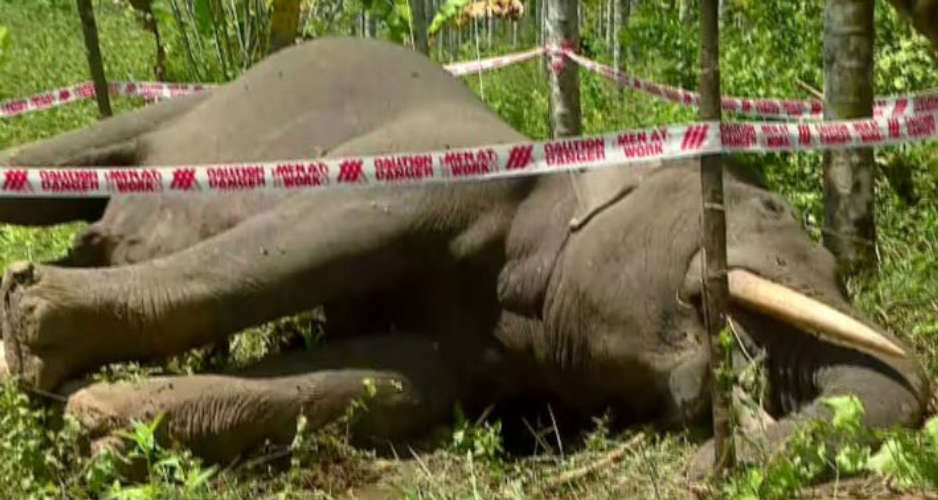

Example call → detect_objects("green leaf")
821 395 864 431
428 0 472 35
184 465 217 490
834 444 869 475
866 438 903 475
922 416 938 446
150 0 176 29
0 25 9 64
192 0 214 36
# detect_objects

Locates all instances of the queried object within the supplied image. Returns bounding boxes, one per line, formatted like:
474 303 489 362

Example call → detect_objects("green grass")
0 0 937 497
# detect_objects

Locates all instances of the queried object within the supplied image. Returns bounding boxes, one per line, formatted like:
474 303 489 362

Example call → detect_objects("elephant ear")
568 159 663 231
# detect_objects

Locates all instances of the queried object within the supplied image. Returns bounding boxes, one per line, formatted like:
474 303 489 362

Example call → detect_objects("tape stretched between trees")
561 48 938 121
0 49 545 119
1 111 935 197
2 45 936 121
0 81 213 118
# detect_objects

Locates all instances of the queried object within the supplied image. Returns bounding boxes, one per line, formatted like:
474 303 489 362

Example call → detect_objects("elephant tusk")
727 269 907 359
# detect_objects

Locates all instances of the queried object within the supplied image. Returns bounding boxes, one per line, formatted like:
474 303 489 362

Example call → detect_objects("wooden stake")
699 0 734 475
76 0 111 118
546 0 582 138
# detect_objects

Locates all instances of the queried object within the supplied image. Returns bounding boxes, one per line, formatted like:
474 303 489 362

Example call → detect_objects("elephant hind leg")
63 334 472 464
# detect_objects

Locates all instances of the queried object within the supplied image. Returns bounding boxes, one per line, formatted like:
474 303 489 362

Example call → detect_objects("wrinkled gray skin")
0 38 928 476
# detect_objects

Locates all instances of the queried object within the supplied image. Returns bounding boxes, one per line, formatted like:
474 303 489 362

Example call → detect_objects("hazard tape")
6 44 936 122
0 81 214 119
443 46 545 76
1 110 935 197
0 48 545 119
561 48 938 121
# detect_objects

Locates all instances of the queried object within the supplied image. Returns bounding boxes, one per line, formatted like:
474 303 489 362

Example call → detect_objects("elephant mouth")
726 269 906 359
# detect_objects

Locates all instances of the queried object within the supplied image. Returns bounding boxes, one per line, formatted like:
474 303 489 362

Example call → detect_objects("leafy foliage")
0 24 9 66
723 397 938 498
428 0 471 36
450 405 505 462
148 0 272 81
87 414 219 498
360 0 412 43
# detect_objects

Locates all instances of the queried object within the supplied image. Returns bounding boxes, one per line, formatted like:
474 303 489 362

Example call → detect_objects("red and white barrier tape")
0 81 214 118
443 46 545 76
0 48 545 119
6 45 937 121
1 111 935 197
561 48 938 120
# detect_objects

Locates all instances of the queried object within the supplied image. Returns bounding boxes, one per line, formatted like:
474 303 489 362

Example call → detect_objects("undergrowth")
0 0 936 497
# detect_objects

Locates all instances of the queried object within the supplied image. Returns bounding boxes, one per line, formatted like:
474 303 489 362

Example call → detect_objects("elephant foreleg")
63 334 468 464
1 184 492 391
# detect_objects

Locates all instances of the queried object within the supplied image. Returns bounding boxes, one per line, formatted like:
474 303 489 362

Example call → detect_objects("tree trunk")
822 0 876 273
884 0 938 48
606 0 614 49
599 0 606 44
409 0 429 54
613 0 627 97
367 10 377 38
540 0 548 76
546 0 581 138
269 0 300 52
487 13 493 49
699 0 733 475
613 0 628 71
76 0 112 118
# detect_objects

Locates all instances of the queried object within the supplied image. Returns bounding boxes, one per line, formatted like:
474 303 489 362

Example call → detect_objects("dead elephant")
0 37 929 474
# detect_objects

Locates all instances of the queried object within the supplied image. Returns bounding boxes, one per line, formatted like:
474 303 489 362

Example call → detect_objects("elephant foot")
1 262 140 391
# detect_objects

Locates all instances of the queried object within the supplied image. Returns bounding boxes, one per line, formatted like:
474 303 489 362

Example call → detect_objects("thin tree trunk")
599 0 606 44
822 0 876 273
607 0 614 49
269 0 300 53
546 0 581 138
487 13 493 49
169 0 204 80
540 0 548 76
209 1 231 77
409 0 429 54
612 0 629 89
75 0 112 118
699 0 733 475
474 19 484 99
367 10 377 38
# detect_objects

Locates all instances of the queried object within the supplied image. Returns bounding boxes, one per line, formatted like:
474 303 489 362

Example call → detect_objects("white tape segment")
561 48 938 120
1 111 935 197
443 47 546 76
